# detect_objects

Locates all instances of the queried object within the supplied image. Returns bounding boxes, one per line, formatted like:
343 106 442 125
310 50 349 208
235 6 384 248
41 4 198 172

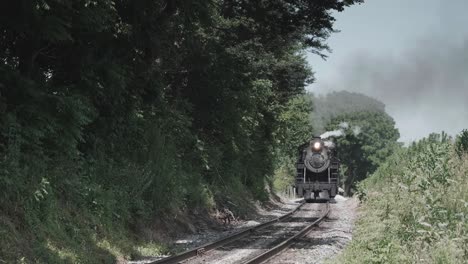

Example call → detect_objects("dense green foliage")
326 110 400 194
335 132 468 263
455 129 468 157
0 0 362 262
272 95 314 193
272 91 400 195
312 91 400 194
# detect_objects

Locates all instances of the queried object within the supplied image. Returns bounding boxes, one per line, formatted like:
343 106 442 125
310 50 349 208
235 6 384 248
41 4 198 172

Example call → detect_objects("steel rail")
149 200 306 264
241 202 330 264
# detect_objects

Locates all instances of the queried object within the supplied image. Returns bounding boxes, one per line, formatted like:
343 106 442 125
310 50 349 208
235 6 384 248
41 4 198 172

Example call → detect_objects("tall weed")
336 133 468 263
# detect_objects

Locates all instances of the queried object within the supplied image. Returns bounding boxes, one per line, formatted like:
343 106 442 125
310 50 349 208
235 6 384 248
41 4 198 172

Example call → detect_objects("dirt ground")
182 203 325 264
129 196 302 264
129 195 358 264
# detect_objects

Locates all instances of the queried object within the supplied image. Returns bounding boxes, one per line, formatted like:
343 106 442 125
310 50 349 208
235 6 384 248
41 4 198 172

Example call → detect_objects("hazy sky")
307 0 468 143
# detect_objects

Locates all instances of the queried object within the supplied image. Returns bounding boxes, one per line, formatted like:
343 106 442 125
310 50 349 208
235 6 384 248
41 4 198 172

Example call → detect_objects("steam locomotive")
295 137 339 201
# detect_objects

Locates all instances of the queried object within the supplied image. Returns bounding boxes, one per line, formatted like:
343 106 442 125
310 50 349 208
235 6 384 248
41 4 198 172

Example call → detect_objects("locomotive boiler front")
295 137 339 201
304 138 330 173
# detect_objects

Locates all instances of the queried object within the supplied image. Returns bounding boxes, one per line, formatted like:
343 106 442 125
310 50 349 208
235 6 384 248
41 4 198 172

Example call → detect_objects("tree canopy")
311 91 386 133
0 0 363 262
326 110 400 194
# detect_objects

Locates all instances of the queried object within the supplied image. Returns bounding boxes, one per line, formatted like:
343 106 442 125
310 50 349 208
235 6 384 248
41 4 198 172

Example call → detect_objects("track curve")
151 201 329 264
242 202 330 264
149 200 306 264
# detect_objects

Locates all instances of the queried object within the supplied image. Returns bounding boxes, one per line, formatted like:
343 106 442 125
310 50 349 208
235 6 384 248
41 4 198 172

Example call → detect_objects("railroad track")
150 201 329 264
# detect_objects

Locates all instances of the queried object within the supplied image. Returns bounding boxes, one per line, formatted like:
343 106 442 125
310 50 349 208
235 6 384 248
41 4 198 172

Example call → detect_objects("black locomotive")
295 137 339 201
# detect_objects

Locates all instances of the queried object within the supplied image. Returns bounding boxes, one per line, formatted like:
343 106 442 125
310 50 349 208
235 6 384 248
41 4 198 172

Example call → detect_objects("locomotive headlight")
313 142 321 151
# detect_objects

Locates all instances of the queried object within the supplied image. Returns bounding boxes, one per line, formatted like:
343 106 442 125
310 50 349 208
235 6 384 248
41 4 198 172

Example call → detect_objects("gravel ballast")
265 196 359 264
130 196 358 264
129 197 302 264
183 203 325 264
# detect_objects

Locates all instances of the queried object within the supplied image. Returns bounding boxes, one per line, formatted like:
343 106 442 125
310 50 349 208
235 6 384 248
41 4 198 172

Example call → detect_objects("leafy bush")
455 129 468 157
335 132 468 263
272 95 314 194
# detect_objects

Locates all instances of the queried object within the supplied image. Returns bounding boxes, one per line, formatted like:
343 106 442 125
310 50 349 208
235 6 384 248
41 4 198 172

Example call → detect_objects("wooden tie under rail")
150 201 308 264
241 202 330 264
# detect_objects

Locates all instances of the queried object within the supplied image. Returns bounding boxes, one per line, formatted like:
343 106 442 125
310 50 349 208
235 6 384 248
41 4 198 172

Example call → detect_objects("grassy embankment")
335 132 468 263
0 127 264 263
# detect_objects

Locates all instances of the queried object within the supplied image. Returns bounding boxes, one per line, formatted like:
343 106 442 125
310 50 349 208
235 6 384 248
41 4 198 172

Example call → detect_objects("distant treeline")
272 91 401 196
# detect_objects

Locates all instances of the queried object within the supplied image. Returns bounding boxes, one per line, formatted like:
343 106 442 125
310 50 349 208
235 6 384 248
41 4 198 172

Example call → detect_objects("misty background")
307 0 468 143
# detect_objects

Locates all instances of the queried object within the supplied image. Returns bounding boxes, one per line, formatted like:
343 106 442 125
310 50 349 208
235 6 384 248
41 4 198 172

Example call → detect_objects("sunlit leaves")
339 133 468 263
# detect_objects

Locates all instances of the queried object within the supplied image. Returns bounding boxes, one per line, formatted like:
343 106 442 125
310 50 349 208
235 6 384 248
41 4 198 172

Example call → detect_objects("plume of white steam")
353 126 361 136
320 130 344 139
323 140 335 148
320 121 348 139
339 122 349 129
320 121 362 139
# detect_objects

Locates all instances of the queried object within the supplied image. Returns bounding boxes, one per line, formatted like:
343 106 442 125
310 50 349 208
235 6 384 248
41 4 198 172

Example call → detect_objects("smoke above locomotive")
319 121 361 140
